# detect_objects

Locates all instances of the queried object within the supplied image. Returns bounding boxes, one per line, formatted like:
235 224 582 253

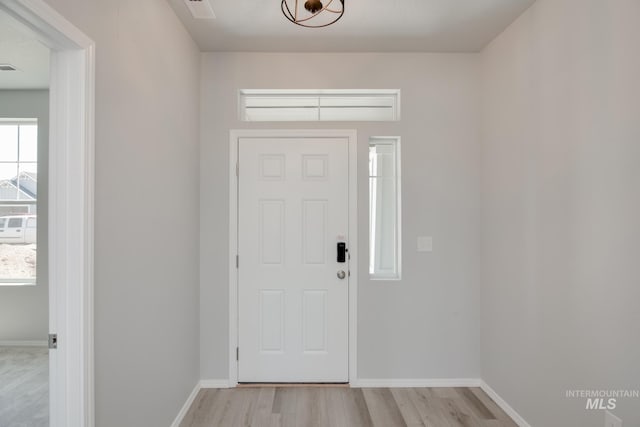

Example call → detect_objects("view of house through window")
0 120 38 284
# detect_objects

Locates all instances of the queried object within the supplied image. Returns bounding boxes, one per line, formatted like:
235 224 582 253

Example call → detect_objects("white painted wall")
10 3 635 425
39 2 201 426
480 0 640 426
200 53 482 381
0 89 48 342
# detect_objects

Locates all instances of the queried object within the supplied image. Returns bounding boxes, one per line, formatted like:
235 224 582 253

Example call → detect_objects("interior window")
0 120 38 285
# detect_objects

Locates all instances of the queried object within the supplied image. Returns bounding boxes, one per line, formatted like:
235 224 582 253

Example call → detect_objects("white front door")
238 136 350 383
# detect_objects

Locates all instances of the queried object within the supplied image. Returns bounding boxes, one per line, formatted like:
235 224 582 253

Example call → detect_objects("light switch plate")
605 410 622 427
417 236 433 252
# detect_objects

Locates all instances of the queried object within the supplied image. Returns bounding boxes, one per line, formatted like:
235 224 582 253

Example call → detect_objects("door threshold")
237 383 349 388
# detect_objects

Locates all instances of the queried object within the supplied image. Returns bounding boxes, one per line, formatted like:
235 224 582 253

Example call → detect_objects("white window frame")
0 120 39 285
369 137 402 281
239 89 401 122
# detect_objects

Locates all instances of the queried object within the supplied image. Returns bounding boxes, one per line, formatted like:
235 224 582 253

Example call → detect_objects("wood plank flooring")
0 346 49 427
180 386 518 427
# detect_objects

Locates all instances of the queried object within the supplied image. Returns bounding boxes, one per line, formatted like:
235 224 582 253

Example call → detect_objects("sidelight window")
369 137 401 280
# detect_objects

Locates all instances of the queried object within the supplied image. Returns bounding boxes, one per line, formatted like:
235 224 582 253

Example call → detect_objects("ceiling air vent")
184 0 216 19
0 64 18 71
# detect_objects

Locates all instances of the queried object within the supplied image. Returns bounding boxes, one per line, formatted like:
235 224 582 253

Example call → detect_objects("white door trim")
229 129 357 386
0 1 95 426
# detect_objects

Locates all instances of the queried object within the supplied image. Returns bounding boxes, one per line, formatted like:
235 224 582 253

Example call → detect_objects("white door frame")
0 1 95 426
229 129 357 386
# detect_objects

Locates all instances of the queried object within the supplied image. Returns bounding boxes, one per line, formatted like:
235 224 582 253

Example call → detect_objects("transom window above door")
239 89 401 122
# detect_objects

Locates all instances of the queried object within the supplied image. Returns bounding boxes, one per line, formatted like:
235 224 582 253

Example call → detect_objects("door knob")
337 270 346 280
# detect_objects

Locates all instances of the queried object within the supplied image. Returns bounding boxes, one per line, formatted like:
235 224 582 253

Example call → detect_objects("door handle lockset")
337 270 346 280
337 242 347 263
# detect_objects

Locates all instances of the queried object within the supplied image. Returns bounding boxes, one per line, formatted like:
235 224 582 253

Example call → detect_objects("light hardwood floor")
0 346 49 427
180 386 518 427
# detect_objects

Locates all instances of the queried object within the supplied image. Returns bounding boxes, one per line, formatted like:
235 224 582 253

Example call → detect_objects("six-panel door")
238 137 349 382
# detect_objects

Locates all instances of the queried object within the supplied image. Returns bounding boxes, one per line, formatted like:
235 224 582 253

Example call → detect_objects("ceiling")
167 0 536 52
0 10 50 90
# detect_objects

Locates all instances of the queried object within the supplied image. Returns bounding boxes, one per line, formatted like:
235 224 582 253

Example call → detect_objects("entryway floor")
180 386 518 426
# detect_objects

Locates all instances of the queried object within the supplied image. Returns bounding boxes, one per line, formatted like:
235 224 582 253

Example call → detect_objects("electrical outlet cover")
605 410 622 427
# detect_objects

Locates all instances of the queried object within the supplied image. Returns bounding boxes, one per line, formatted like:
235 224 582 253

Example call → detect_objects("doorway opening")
0 9 50 426
0 1 95 426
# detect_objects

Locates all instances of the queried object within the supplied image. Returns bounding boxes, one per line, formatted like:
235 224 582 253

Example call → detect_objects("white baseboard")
170 379 233 426
352 378 481 388
170 382 201 427
480 381 531 427
0 340 48 347
200 379 232 389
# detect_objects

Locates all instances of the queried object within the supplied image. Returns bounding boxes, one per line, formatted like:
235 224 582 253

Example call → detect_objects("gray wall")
480 0 640 426
0 89 48 342
41 1 201 426
200 53 482 380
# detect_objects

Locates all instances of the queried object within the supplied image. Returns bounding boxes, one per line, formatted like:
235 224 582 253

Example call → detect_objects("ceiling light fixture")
281 0 345 28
